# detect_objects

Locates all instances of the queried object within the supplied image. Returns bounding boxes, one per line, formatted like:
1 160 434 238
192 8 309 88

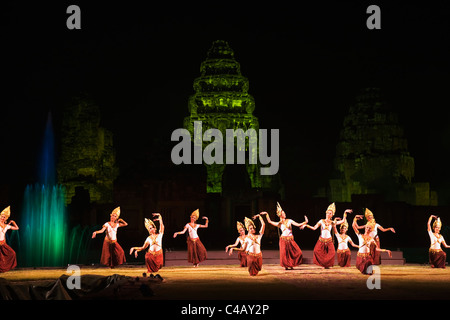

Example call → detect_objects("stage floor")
1 263 450 300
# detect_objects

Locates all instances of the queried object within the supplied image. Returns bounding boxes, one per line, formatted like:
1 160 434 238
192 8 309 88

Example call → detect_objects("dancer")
230 214 265 276
333 218 358 267
130 213 165 274
173 209 208 267
225 221 248 267
0 206 19 272
264 202 308 270
352 215 391 274
92 206 128 268
427 215 449 268
355 208 395 265
302 203 349 269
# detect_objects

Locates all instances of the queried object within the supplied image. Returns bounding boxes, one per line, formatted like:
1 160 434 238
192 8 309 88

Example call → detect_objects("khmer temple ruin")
325 88 438 206
57 96 119 205
183 40 279 194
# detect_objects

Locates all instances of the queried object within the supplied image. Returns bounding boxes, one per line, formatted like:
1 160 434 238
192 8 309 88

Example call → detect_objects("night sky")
3 2 450 201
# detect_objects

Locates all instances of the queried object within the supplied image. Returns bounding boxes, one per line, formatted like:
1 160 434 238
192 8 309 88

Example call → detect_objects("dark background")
3 1 450 189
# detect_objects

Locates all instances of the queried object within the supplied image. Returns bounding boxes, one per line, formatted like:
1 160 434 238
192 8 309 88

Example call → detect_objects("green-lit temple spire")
184 40 261 193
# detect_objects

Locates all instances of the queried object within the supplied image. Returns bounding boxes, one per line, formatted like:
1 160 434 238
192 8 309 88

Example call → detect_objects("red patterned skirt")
337 248 351 267
247 252 263 276
279 236 302 268
313 237 335 268
187 237 207 265
429 249 446 268
238 251 248 267
100 239 126 267
370 237 381 265
0 241 17 272
145 249 164 273
356 252 373 274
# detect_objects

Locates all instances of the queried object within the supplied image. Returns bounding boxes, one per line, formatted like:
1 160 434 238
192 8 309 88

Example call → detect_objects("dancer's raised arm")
198 216 209 228
152 213 164 234
352 215 363 234
255 213 266 235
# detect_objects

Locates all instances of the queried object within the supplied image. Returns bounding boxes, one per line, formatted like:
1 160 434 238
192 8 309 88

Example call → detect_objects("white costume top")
235 236 246 247
245 234 263 254
429 231 445 250
103 222 119 241
357 234 373 254
368 223 380 238
280 219 293 237
335 233 350 250
319 219 333 239
0 224 11 242
185 223 200 239
145 233 163 252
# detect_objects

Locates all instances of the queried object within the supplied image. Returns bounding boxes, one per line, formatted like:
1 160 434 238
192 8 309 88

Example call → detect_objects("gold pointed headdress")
111 206 120 218
190 209 199 221
276 202 283 217
145 218 156 232
236 221 245 232
244 216 255 231
326 202 336 216
433 217 442 229
0 206 10 219
340 219 349 231
365 208 374 220
364 208 376 231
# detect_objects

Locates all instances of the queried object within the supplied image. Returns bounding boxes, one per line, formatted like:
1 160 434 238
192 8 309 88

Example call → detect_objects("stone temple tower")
327 88 437 205
184 40 262 193
57 96 119 204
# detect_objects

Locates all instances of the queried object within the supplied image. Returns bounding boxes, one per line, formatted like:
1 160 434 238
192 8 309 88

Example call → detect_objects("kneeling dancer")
225 221 248 267
130 213 164 274
352 215 391 274
230 213 265 276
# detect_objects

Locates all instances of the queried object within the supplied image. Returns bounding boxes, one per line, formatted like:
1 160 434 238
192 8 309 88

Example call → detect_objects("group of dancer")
0 203 448 276
226 202 395 275
92 207 209 274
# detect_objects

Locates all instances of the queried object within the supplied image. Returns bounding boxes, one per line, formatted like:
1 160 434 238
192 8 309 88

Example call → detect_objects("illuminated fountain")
20 113 68 267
